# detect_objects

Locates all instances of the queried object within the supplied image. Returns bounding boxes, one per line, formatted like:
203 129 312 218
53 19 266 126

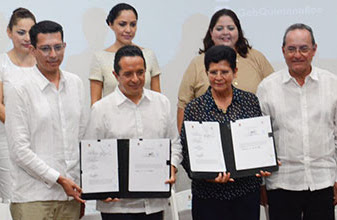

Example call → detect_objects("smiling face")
282 29 317 78
31 32 65 76
110 10 137 46
208 60 237 95
210 15 239 49
114 56 145 103
7 18 35 54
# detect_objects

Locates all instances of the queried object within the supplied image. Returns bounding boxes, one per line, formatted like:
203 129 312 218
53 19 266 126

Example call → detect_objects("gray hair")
282 23 315 47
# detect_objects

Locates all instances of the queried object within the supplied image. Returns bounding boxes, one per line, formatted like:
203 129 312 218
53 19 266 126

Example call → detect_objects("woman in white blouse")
0 7 36 203
89 3 161 105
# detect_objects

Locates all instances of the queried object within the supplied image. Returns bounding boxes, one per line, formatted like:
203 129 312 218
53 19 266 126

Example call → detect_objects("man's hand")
256 160 281 178
165 165 177 185
57 176 85 203
102 197 120 203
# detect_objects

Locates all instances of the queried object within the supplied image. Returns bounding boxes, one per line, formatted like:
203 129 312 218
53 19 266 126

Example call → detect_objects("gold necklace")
215 100 230 114
220 107 227 114
211 89 232 114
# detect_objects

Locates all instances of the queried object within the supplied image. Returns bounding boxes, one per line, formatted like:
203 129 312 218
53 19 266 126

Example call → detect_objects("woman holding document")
180 45 270 220
176 8 274 132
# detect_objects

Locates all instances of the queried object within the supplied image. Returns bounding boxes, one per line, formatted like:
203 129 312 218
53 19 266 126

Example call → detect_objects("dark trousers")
267 187 335 220
192 190 260 220
101 211 163 220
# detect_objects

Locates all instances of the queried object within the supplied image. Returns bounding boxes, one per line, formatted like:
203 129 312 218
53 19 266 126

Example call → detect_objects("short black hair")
204 45 237 71
114 45 146 75
282 23 315 47
106 3 138 25
29 20 63 47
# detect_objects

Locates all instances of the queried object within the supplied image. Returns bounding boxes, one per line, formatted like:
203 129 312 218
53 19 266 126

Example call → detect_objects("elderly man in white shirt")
256 23 337 220
85 45 182 220
5 20 86 220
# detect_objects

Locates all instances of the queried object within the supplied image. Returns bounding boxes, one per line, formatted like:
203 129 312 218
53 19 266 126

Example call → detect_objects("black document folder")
80 139 171 200
184 116 278 179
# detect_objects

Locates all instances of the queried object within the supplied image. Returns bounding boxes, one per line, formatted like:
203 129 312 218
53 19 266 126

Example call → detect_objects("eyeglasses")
37 43 65 55
285 46 312 55
207 70 230 77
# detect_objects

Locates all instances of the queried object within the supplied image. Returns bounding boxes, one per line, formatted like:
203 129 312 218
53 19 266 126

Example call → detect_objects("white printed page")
184 121 226 172
81 139 119 193
128 139 170 192
230 116 277 170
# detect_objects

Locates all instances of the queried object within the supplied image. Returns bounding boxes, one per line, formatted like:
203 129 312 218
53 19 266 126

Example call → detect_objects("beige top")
177 48 274 109
89 48 161 97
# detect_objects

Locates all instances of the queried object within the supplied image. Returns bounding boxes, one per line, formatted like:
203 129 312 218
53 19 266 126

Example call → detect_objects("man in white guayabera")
257 23 337 220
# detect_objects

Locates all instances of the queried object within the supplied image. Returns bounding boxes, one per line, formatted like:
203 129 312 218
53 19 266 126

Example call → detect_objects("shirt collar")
308 66 319 81
282 66 318 84
115 86 150 106
33 65 65 91
206 85 240 105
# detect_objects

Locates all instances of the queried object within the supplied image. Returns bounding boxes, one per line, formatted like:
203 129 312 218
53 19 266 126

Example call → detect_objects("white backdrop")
1 0 337 111
1 1 337 219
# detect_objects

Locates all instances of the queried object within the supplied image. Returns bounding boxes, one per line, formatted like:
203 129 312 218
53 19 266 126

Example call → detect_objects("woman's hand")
207 172 234 183
256 170 271 177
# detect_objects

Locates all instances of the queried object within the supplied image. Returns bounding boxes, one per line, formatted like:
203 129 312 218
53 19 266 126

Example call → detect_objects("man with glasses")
5 20 86 219
257 23 337 220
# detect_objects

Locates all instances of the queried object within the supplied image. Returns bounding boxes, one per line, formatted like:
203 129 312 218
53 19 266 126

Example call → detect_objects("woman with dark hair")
0 7 36 203
181 45 269 220
89 3 161 105
177 8 274 132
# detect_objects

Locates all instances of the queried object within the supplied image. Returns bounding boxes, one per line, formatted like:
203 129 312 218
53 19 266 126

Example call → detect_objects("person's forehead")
36 32 62 44
13 18 35 29
119 56 144 68
209 60 230 66
285 29 312 45
115 10 137 20
216 15 235 24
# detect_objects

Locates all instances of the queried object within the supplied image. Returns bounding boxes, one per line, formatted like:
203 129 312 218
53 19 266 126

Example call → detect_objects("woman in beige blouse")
177 8 274 132
89 3 161 105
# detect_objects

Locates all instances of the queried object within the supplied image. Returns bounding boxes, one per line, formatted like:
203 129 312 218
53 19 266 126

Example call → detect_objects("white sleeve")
78 79 89 140
256 81 271 116
164 98 182 167
146 49 161 77
84 103 105 140
5 84 60 187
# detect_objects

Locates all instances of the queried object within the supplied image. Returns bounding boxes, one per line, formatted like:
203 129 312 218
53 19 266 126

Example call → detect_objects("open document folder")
184 116 278 179
80 139 171 200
